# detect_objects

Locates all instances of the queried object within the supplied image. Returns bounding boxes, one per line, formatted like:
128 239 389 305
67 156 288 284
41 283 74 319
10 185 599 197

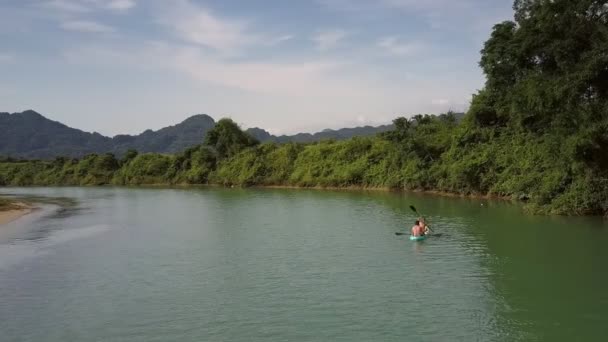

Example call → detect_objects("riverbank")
255 184 511 200
0 198 33 225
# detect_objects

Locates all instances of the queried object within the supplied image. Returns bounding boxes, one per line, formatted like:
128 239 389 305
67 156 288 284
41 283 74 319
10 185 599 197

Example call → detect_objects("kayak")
409 235 427 241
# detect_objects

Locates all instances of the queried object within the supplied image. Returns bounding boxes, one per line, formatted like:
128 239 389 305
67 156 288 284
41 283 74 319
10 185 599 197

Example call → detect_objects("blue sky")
0 0 514 135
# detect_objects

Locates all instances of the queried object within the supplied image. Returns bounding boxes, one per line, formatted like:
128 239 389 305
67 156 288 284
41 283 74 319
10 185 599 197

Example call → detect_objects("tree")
204 118 259 159
121 149 138 165
477 0 608 132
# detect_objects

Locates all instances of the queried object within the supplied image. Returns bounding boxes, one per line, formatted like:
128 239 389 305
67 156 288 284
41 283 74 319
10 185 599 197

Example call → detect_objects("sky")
0 0 514 136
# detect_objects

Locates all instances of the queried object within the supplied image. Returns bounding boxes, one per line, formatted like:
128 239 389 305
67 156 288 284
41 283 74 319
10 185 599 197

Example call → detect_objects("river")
0 187 607 341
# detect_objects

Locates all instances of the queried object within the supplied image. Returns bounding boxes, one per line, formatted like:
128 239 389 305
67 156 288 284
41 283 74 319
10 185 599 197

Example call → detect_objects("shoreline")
113 183 513 201
249 184 513 201
3 182 515 200
0 202 33 225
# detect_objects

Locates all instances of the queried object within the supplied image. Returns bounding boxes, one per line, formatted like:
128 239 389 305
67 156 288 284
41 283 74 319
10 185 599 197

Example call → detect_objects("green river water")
0 187 607 341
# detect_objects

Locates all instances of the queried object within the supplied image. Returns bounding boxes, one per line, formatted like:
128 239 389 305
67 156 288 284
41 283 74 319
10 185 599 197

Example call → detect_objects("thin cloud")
312 29 348 51
316 0 373 12
156 0 258 55
266 34 294 46
62 42 401 98
61 20 115 33
155 0 293 55
42 0 137 13
377 36 421 56
107 0 136 11
432 99 449 105
59 39 475 135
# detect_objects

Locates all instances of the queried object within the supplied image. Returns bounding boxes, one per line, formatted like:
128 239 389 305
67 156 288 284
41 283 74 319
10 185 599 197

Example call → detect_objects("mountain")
0 110 215 159
111 114 215 154
0 110 459 159
246 124 395 143
0 110 113 159
245 112 465 143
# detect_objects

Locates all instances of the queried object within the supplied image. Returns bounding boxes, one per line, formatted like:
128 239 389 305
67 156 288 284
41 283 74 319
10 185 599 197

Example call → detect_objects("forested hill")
246 125 394 143
246 113 465 143
0 110 216 159
0 110 418 159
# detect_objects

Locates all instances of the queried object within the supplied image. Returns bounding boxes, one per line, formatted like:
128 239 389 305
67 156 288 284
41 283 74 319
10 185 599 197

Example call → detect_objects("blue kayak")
409 235 427 241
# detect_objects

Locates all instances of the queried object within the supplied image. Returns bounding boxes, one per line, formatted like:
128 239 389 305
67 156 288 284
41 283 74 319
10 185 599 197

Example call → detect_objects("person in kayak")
411 220 424 237
411 219 430 237
419 217 430 233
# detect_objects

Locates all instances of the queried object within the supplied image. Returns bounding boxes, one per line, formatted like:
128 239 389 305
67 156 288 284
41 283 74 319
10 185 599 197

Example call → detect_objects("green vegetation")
0 1 606 216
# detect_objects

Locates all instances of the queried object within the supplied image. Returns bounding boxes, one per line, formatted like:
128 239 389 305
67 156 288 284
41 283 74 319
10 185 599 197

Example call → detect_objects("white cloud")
356 115 372 125
62 41 405 100
61 40 477 115
156 0 258 55
432 99 449 105
58 39 478 135
377 36 421 56
174 55 338 95
43 0 136 13
312 29 348 51
61 20 115 33
266 34 294 46
316 0 369 12
155 0 293 55
106 0 136 11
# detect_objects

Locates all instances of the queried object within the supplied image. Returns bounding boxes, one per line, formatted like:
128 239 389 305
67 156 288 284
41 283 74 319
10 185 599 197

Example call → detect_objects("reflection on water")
0 187 606 342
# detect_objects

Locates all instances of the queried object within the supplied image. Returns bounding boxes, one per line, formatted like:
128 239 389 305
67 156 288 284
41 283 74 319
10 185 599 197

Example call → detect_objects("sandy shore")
0 202 33 225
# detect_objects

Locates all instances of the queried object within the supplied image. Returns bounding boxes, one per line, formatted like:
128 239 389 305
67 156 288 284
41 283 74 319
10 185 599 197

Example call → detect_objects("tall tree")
204 118 259 160
476 0 608 132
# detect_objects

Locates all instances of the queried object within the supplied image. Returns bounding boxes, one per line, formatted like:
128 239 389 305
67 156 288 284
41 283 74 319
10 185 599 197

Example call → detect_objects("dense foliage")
0 1 606 216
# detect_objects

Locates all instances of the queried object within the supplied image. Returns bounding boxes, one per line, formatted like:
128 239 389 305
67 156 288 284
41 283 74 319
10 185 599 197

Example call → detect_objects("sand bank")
0 202 33 225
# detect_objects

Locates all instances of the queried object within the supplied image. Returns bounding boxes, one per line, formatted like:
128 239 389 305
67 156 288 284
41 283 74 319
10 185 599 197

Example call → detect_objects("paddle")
409 204 433 233
395 232 443 237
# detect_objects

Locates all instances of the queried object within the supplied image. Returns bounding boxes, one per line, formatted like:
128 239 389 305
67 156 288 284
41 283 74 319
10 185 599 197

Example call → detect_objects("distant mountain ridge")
245 125 395 143
246 112 466 143
0 110 400 159
0 110 215 159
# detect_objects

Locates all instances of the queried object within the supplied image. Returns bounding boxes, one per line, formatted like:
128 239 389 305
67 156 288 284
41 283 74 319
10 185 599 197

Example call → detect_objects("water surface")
1 187 607 341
